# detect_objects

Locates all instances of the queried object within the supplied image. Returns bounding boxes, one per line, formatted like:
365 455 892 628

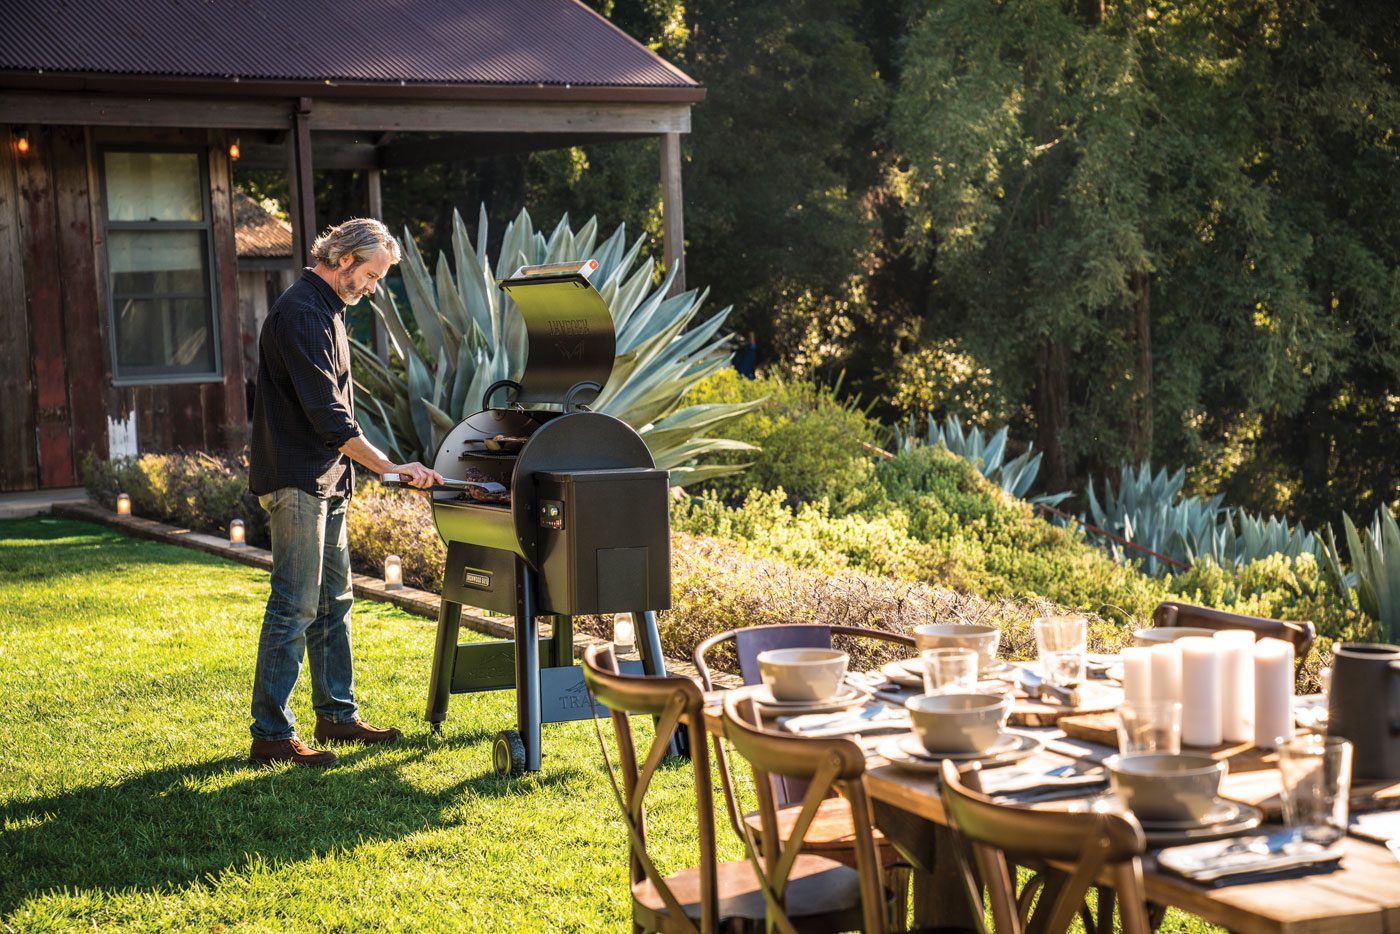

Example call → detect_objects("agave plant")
1085 463 1224 575
1322 510 1400 641
895 414 1070 506
1084 463 1324 573
351 205 760 486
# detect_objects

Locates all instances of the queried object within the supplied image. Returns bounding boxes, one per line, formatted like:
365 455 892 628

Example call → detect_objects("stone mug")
1326 642 1400 781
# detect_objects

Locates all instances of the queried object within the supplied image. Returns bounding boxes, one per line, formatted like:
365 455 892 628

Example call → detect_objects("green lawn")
0 517 718 932
0 517 1213 932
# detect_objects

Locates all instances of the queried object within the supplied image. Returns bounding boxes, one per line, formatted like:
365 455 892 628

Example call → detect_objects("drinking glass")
1033 616 1087 687
1277 735 1353 848
1115 700 1183 754
921 648 978 695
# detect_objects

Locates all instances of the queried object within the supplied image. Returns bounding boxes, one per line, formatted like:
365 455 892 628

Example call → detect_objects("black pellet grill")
398 261 674 775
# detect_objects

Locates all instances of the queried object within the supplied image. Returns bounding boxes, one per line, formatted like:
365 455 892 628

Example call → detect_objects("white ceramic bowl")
1105 752 1227 822
914 624 1001 673
905 692 1010 754
756 648 849 702
1131 627 1217 647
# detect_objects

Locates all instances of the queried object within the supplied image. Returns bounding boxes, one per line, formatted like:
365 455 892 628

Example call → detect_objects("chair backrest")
939 760 1149 934
1154 601 1316 661
720 691 887 934
582 643 719 934
693 623 917 816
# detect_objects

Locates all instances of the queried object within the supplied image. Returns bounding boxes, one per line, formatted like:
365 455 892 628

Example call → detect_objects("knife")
1016 666 1080 707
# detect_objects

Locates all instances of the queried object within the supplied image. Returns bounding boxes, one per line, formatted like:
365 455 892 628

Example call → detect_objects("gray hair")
310 217 402 268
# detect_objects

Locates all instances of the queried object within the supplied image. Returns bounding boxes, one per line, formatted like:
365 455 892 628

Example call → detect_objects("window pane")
104 152 204 222
109 230 206 294
114 297 216 377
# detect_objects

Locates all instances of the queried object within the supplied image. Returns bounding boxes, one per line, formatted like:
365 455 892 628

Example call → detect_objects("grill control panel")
539 500 565 530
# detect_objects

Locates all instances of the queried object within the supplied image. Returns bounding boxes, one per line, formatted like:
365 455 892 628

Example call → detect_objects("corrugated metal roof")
233 191 292 259
0 0 698 90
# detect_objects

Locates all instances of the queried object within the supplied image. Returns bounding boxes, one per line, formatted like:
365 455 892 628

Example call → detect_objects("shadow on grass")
0 742 584 914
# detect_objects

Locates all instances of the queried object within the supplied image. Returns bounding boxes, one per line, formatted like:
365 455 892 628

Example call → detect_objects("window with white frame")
101 149 221 383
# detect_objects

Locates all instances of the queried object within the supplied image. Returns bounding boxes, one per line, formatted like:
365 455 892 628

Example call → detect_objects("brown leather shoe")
250 736 337 767
314 717 402 745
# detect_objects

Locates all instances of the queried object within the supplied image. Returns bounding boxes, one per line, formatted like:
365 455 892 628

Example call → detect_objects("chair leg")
887 863 912 932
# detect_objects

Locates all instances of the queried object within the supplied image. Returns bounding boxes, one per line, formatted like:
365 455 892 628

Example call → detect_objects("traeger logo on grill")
462 568 492 589
547 318 588 361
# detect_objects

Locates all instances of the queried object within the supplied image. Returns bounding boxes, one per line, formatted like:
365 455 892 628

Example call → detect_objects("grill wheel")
493 729 527 776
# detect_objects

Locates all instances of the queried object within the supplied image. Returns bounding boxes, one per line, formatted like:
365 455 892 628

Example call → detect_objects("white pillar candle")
1179 637 1223 747
1122 646 1154 709
1253 637 1295 749
1214 630 1256 744
115 493 131 516
1150 642 1182 704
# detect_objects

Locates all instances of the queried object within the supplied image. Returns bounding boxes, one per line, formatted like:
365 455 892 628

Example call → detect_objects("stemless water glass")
921 648 978 695
1277 735 1353 847
1116 700 1183 754
1033 615 1087 687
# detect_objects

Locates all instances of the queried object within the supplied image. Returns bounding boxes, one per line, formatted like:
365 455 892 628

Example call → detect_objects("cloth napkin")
1157 834 1343 886
1350 810 1400 846
974 763 1107 803
777 703 911 738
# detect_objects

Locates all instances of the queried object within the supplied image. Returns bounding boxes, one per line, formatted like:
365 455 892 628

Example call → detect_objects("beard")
334 269 366 305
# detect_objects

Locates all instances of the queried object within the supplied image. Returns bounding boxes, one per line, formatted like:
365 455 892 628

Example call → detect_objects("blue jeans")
250 487 358 741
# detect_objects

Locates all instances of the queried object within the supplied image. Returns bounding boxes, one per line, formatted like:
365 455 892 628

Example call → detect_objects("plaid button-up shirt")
249 270 361 498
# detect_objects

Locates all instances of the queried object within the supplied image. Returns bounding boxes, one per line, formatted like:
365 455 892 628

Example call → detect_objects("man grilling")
247 217 443 767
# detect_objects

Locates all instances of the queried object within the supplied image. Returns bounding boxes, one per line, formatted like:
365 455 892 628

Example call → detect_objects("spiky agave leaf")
350 204 754 483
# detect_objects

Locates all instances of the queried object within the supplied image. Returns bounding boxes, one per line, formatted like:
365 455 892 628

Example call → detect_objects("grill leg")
515 560 542 771
635 610 687 758
425 599 462 726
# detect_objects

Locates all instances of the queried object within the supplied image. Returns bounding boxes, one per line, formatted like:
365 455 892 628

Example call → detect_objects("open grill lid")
498 260 615 406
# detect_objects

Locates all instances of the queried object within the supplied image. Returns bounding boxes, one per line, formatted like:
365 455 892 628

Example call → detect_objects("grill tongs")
382 473 509 496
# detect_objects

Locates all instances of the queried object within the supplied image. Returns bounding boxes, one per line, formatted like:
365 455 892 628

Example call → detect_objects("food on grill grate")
456 467 511 504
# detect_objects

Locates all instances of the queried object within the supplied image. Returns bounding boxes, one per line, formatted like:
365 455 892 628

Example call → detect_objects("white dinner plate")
1138 802 1264 846
878 732 1043 773
753 683 867 715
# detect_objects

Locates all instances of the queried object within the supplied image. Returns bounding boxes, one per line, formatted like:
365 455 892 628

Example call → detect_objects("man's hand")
389 462 443 489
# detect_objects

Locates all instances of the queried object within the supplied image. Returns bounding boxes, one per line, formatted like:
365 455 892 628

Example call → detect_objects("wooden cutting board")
1009 681 1120 727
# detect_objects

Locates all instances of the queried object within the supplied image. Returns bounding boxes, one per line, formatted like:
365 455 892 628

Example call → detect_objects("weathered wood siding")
0 125 246 491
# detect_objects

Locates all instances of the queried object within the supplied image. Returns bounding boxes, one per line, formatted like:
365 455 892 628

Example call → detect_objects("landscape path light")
228 518 246 547
384 554 403 590
115 493 131 516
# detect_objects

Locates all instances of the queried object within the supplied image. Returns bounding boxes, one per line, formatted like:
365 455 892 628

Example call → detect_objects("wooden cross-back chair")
938 760 1150 934
694 624 915 885
1153 601 1316 663
720 690 887 934
582 644 866 933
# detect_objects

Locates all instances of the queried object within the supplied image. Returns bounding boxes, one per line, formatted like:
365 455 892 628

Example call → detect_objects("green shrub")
683 369 884 512
344 481 446 591
82 451 268 546
1167 553 1364 644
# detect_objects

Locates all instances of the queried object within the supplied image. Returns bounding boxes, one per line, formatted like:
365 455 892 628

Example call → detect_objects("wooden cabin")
0 0 702 491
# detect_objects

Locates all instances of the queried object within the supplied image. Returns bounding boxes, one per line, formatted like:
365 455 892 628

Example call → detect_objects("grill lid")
498 261 615 405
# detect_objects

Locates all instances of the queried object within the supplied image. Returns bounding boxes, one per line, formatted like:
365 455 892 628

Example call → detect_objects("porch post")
659 132 685 296
288 97 316 265
366 166 390 363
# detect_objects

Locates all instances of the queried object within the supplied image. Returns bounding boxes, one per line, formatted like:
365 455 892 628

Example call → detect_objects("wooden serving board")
1009 681 1119 728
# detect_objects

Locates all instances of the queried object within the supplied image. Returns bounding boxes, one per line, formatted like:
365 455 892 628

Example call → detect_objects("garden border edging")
49 500 718 686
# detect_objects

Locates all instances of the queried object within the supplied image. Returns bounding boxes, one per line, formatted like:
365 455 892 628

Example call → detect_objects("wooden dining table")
701 679 1400 934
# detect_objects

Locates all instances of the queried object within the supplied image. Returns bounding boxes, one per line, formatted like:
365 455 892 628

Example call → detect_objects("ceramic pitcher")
1326 642 1400 780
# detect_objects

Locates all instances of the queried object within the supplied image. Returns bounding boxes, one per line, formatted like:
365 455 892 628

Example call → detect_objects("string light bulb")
228 139 240 161
13 130 30 156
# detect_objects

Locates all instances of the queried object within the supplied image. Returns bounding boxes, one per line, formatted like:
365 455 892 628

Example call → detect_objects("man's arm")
339 435 443 489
